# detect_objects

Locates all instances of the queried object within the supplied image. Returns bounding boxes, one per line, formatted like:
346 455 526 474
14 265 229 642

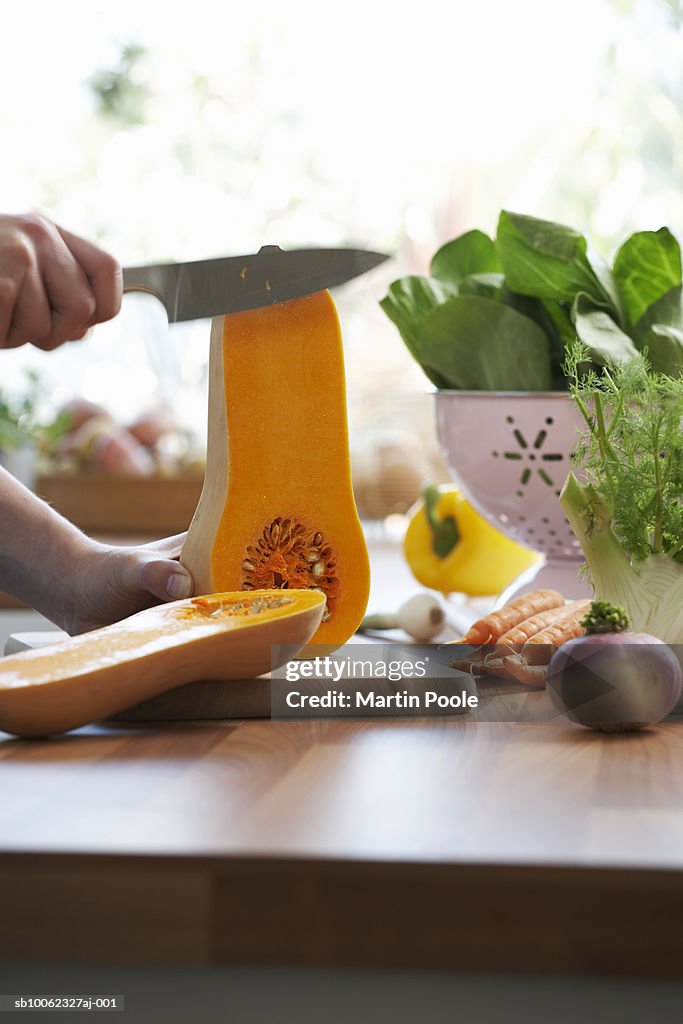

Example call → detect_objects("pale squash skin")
182 290 370 647
0 590 324 738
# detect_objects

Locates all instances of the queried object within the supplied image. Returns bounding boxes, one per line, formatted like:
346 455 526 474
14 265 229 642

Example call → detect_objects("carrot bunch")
449 589 590 688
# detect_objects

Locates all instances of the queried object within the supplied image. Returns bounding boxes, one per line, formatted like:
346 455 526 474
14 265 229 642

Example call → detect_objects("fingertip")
165 570 193 601
91 253 123 324
137 556 193 603
71 326 93 343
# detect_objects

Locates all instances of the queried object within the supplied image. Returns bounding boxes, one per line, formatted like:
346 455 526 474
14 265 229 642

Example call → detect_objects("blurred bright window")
0 0 681 507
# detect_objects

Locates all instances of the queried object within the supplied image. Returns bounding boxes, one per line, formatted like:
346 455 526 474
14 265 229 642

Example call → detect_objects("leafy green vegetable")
381 211 683 391
644 325 683 377
632 284 683 375
613 228 681 328
499 291 568 389
496 211 615 312
562 348 683 641
572 294 639 367
538 300 575 347
634 283 683 338
380 276 456 387
455 272 504 299
431 230 501 284
588 254 627 327
416 296 551 391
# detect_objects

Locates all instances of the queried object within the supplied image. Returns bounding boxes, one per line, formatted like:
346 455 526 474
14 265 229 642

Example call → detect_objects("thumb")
135 554 194 602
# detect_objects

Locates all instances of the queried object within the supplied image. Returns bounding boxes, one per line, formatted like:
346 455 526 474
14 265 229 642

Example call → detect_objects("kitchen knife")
122 244 389 322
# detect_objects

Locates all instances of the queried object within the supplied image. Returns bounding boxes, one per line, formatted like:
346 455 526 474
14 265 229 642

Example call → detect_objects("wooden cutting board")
3 627 466 725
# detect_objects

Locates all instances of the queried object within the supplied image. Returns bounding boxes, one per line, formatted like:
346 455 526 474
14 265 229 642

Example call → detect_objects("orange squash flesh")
0 590 325 738
182 289 370 646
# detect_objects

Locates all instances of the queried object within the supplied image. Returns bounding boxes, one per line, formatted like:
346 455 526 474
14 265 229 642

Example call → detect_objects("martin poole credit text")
284 689 479 709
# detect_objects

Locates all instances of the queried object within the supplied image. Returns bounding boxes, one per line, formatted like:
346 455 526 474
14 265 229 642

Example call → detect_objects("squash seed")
240 516 340 622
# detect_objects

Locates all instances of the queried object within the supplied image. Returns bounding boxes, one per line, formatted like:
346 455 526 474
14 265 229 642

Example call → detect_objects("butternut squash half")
0 590 324 738
182 290 370 646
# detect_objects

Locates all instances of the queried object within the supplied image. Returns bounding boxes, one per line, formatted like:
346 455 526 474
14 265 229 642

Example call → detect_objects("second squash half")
181 289 370 646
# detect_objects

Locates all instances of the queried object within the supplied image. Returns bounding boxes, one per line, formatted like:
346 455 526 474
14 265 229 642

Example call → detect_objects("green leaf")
539 301 576 388
632 284 683 375
380 276 457 387
501 210 583 261
634 283 683 338
640 325 683 376
456 272 504 299
590 254 626 327
499 290 570 388
431 230 501 284
613 228 682 329
541 299 576 346
416 295 551 391
573 294 639 368
497 210 613 310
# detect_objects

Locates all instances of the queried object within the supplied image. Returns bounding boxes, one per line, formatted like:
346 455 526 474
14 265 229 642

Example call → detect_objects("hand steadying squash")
67 533 193 634
0 465 194 634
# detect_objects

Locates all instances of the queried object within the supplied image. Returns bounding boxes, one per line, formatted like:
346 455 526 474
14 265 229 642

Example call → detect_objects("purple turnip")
547 601 682 732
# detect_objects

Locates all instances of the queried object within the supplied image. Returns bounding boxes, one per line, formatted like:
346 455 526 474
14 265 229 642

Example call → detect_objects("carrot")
479 656 514 679
501 656 548 688
521 599 590 664
450 656 482 674
449 589 565 645
448 646 490 674
495 600 587 652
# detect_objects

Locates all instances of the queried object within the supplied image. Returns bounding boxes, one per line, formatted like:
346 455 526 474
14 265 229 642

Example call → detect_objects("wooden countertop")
1 536 681 976
2 705 683 976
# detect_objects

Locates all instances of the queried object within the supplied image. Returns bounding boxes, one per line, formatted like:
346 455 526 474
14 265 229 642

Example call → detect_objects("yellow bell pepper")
404 484 541 596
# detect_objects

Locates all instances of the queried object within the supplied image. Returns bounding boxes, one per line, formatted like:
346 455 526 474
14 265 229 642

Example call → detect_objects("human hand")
67 534 195 635
0 212 122 350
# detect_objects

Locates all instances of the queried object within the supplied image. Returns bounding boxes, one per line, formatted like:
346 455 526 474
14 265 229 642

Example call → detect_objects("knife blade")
122 244 389 322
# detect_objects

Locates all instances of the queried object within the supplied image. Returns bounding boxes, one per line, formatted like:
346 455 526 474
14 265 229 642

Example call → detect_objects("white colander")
435 391 590 599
